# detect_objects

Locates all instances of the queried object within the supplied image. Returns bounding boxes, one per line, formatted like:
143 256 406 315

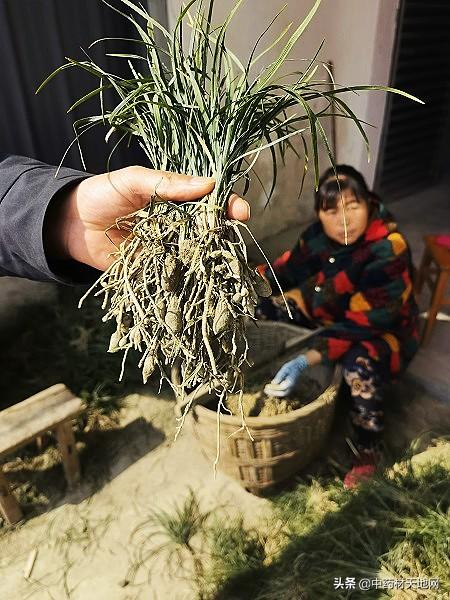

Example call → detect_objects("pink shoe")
343 463 377 489
343 450 380 489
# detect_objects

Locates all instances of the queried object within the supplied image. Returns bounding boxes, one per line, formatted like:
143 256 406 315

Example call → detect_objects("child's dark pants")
341 345 388 455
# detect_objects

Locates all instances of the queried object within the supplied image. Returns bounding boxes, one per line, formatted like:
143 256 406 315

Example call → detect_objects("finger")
123 166 216 204
264 378 292 394
227 193 250 221
264 384 290 398
269 379 292 391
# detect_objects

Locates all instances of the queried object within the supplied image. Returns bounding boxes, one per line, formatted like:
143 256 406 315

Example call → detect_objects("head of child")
315 165 376 245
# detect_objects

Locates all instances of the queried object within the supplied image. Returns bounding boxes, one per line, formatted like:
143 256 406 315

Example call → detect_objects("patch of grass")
205 517 266 594
214 449 450 599
121 440 449 599
126 490 266 599
126 488 211 595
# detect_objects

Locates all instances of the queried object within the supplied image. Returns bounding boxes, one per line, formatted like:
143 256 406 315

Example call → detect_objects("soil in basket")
207 367 322 418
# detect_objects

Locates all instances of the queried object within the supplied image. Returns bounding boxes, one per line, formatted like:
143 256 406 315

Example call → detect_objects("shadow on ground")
214 459 449 599
209 375 450 599
1 415 166 524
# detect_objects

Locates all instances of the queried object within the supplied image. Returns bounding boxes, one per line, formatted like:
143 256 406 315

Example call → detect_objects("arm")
0 154 93 282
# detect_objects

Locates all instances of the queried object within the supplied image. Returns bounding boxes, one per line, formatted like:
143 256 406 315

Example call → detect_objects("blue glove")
264 354 309 398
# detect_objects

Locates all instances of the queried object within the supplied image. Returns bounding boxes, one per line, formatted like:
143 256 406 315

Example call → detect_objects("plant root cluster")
80 195 272 427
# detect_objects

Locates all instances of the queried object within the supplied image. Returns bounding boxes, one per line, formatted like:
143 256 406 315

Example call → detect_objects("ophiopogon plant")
37 0 421 440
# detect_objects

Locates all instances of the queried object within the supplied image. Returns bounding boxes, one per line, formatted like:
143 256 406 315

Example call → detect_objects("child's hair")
314 165 379 212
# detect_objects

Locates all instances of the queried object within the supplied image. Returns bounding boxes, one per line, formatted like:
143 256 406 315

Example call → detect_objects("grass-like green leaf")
36 0 423 201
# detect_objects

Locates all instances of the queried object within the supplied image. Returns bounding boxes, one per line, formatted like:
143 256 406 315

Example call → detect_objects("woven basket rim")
193 364 342 428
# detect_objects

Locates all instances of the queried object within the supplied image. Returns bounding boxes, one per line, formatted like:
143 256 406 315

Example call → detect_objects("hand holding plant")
45 166 249 270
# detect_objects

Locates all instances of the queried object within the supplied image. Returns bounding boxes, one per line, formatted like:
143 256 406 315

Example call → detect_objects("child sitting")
257 165 419 488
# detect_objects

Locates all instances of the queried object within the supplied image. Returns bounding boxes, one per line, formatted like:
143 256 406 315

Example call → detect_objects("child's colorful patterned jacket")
257 204 419 376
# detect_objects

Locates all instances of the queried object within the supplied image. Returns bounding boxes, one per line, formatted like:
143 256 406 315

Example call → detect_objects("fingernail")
246 203 251 220
188 176 215 186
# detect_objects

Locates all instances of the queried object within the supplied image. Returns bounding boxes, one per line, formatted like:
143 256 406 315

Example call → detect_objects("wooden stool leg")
0 467 23 525
415 247 432 294
55 422 80 489
422 271 449 346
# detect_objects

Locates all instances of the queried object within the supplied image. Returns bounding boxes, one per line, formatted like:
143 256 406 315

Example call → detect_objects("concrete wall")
327 0 400 186
165 0 400 253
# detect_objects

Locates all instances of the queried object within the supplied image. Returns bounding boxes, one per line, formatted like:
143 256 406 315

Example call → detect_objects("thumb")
120 166 216 206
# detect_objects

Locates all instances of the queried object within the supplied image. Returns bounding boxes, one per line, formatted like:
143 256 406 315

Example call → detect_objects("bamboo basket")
190 321 342 494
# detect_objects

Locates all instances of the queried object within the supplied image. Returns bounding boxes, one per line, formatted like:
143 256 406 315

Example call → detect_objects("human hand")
264 354 309 398
45 166 250 271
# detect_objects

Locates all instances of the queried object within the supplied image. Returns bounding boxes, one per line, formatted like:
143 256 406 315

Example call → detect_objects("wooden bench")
0 384 84 525
416 235 450 346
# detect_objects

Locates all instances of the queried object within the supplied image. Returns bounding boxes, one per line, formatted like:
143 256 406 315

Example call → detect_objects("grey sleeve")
0 153 101 284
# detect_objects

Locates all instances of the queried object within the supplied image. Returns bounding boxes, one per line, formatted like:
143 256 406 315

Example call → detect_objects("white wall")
326 0 400 185
164 0 399 246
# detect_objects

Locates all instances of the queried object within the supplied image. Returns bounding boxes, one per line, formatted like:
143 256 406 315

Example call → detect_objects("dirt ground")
0 380 449 600
0 389 272 600
0 278 55 326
